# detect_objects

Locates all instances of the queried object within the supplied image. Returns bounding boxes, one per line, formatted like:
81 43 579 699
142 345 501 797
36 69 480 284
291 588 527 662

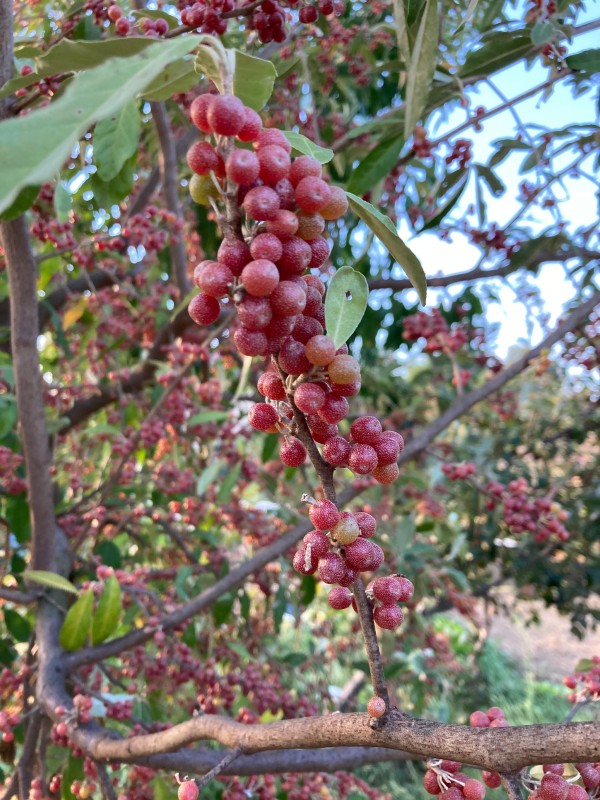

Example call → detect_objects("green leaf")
196 460 222 497
194 38 225 90
187 410 229 425
0 184 40 221
59 589 94 651
0 36 201 215
391 0 411 68
488 137 530 168
262 432 278 464
324 266 369 349
213 592 235 625
62 755 84 800
453 0 479 34
282 131 334 164
39 36 155 73
3 609 32 643
90 150 137 208
217 461 242 504
459 33 532 79
475 163 505 197
94 540 122 569
403 0 438 139
91 574 122 645
345 192 427 304
566 48 600 73
531 20 557 46
53 181 72 223
347 136 403 195
143 59 198 102
233 51 277 111
94 100 140 181
26 570 78 595
574 658 596 673
131 9 179 29
421 170 469 230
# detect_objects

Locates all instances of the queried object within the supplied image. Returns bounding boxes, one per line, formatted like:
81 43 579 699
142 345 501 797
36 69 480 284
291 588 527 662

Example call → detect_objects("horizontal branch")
137 745 413 775
0 585 39 604
368 248 600 292
68 710 600 774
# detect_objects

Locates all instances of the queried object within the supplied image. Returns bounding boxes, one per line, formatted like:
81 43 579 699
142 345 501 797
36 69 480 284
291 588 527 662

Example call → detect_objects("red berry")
290 154 322 186
293 545 318 575
292 315 323 344
323 436 351 467
115 17 131 34
225 148 260 184
308 236 330 269
278 236 312 276
328 586 353 610
373 604 404 630
351 415 382 443
440 761 462 774
331 378 361 397
319 394 349 425
303 274 326 296
250 233 283 262
237 296 272 330
338 565 357 587
240 259 279 297
294 382 327 414
544 765 565 776
319 0 334 13
278 336 311 375
539 773 569 800
188 293 220 325
178 781 199 800
348 443 378 475
344 537 375 571
217 239 251 275
299 4 318 22
255 128 292 152
373 462 400 484
266 209 299 238
195 261 233 298
354 511 376 538
243 185 281 221
257 371 286 401
423 770 441 795
207 94 245 136
234 327 268 356
328 354 361 385
270 282 307 317
372 576 403 604
280 438 307 466
318 552 346 584
237 106 263 142
463 779 485 800
305 334 336 367
258 145 292 184
321 185 349 220
187 144 222 180
308 499 340 531
469 710 490 727
567 787 590 800
303 530 330 559
372 432 401 465
190 94 216 133
482 772 501 789
295 176 331 213
487 706 504 720
248 403 278 431
366 696 386 718
307 415 338 444
107 5 122 21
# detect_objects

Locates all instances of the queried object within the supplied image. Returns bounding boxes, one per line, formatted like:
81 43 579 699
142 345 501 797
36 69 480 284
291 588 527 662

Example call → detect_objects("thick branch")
151 101 190 297
1 215 57 571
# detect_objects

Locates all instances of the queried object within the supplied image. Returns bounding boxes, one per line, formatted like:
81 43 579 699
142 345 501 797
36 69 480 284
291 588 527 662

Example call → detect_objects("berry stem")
195 745 244 791
352 579 390 712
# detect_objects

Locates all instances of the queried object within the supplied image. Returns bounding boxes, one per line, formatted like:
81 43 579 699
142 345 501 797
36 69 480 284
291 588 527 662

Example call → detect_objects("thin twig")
501 770 524 800
195 745 244 789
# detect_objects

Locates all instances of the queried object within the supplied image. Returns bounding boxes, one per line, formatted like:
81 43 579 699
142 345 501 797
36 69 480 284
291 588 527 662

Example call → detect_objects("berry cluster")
525 764 600 800
563 656 600 703
442 462 476 481
403 308 468 354
484 478 570 542
292 503 412 630
423 759 487 799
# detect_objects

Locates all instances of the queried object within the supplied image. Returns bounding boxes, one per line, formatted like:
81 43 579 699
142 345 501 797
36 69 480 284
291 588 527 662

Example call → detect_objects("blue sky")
388 14 599 357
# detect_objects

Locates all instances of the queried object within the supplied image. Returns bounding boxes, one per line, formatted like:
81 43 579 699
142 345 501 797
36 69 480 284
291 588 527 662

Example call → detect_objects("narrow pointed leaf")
404 0 438 139
325 267 369 349
26 570 79 595
94 100 140 181
282 132 334 164
60 589 94 651
346 192 427 304
347 136 404 195
91 574 122 645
